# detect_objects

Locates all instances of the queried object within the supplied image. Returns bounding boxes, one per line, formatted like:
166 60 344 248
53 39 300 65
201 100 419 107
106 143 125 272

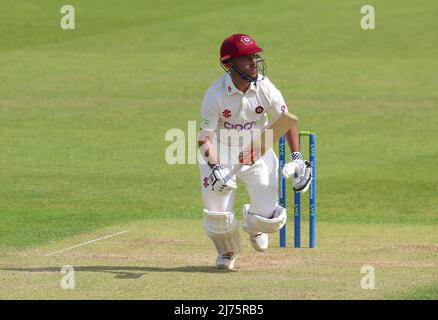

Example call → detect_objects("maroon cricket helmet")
220 34 263 62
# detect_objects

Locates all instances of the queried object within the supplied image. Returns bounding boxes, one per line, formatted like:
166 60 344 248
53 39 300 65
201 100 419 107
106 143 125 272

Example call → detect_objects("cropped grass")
1 0 437 247
0 0 437 299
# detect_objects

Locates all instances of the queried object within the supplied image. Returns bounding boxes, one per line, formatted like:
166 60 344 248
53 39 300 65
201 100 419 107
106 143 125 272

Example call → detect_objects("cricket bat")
224 111 298 182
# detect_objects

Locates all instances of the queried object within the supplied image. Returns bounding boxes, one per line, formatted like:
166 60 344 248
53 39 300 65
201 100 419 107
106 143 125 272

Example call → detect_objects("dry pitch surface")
0 219 436 299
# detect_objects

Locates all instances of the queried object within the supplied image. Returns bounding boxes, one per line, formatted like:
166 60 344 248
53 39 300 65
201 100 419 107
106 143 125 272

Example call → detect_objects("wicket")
279 131 317 248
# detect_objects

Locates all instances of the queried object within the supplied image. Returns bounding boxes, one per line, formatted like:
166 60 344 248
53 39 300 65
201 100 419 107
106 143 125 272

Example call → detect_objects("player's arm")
264 78 300 157
198 130 219 168
285 122 300 155
199 90 221 168
198 92 236 192
198 129 237 192
265 80 311 193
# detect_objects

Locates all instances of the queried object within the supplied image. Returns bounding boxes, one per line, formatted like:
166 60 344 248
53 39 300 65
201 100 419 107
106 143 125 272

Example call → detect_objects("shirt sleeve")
266 78 288 117
200 89 219 130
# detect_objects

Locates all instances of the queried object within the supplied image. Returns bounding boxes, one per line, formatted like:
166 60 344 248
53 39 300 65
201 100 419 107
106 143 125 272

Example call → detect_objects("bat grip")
223 164 242 184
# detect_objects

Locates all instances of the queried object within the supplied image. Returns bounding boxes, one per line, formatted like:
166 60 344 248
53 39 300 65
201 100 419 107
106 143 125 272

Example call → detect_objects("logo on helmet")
240 36 254 46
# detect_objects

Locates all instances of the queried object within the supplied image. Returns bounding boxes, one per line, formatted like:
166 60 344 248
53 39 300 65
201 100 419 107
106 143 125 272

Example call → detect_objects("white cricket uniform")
198 74 289 218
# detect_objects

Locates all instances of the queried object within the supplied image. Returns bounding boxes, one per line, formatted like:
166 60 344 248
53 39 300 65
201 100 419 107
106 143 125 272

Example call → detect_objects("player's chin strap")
232 65 258 83
221 55 267 84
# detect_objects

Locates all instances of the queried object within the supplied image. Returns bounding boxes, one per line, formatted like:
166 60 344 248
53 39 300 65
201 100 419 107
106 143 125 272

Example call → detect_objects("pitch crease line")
45 230 128 257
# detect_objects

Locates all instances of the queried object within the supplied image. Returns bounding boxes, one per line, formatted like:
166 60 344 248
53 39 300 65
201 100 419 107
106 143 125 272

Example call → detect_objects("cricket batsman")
198 34 312 269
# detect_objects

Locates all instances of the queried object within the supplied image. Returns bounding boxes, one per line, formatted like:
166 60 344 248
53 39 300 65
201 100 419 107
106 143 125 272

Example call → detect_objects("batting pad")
203 209 242 255
241 204 287 234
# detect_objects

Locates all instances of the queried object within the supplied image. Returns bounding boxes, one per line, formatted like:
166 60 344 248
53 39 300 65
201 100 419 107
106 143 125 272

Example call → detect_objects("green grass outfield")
0 0 437 299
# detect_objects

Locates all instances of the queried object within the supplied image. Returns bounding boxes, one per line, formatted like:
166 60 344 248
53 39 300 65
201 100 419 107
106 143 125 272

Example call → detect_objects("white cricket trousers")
198 147 279 218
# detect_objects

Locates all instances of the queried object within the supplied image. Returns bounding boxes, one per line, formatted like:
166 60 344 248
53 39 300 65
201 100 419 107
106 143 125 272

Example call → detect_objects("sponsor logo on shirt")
255 106 264 114
224 121 256 130
222 109 232 118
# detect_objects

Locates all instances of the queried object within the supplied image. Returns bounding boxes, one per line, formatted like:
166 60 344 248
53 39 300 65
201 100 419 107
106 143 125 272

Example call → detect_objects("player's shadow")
0 266 235 279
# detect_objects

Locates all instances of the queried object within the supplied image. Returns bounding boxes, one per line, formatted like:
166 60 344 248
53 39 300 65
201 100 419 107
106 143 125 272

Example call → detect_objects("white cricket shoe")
216 252 236 270
249 233 268 252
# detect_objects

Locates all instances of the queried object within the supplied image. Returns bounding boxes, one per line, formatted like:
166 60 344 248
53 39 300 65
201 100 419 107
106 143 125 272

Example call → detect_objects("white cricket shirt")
200 74 289 146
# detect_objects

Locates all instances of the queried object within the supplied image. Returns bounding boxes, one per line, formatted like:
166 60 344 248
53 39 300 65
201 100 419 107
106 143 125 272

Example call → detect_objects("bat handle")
223 164 242 185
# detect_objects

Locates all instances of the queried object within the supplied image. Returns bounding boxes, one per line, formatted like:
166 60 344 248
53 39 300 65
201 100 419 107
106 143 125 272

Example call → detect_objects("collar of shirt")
225 74 258 96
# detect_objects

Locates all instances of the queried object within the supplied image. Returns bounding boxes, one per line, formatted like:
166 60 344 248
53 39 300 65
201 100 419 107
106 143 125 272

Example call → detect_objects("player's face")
232 54 258 78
